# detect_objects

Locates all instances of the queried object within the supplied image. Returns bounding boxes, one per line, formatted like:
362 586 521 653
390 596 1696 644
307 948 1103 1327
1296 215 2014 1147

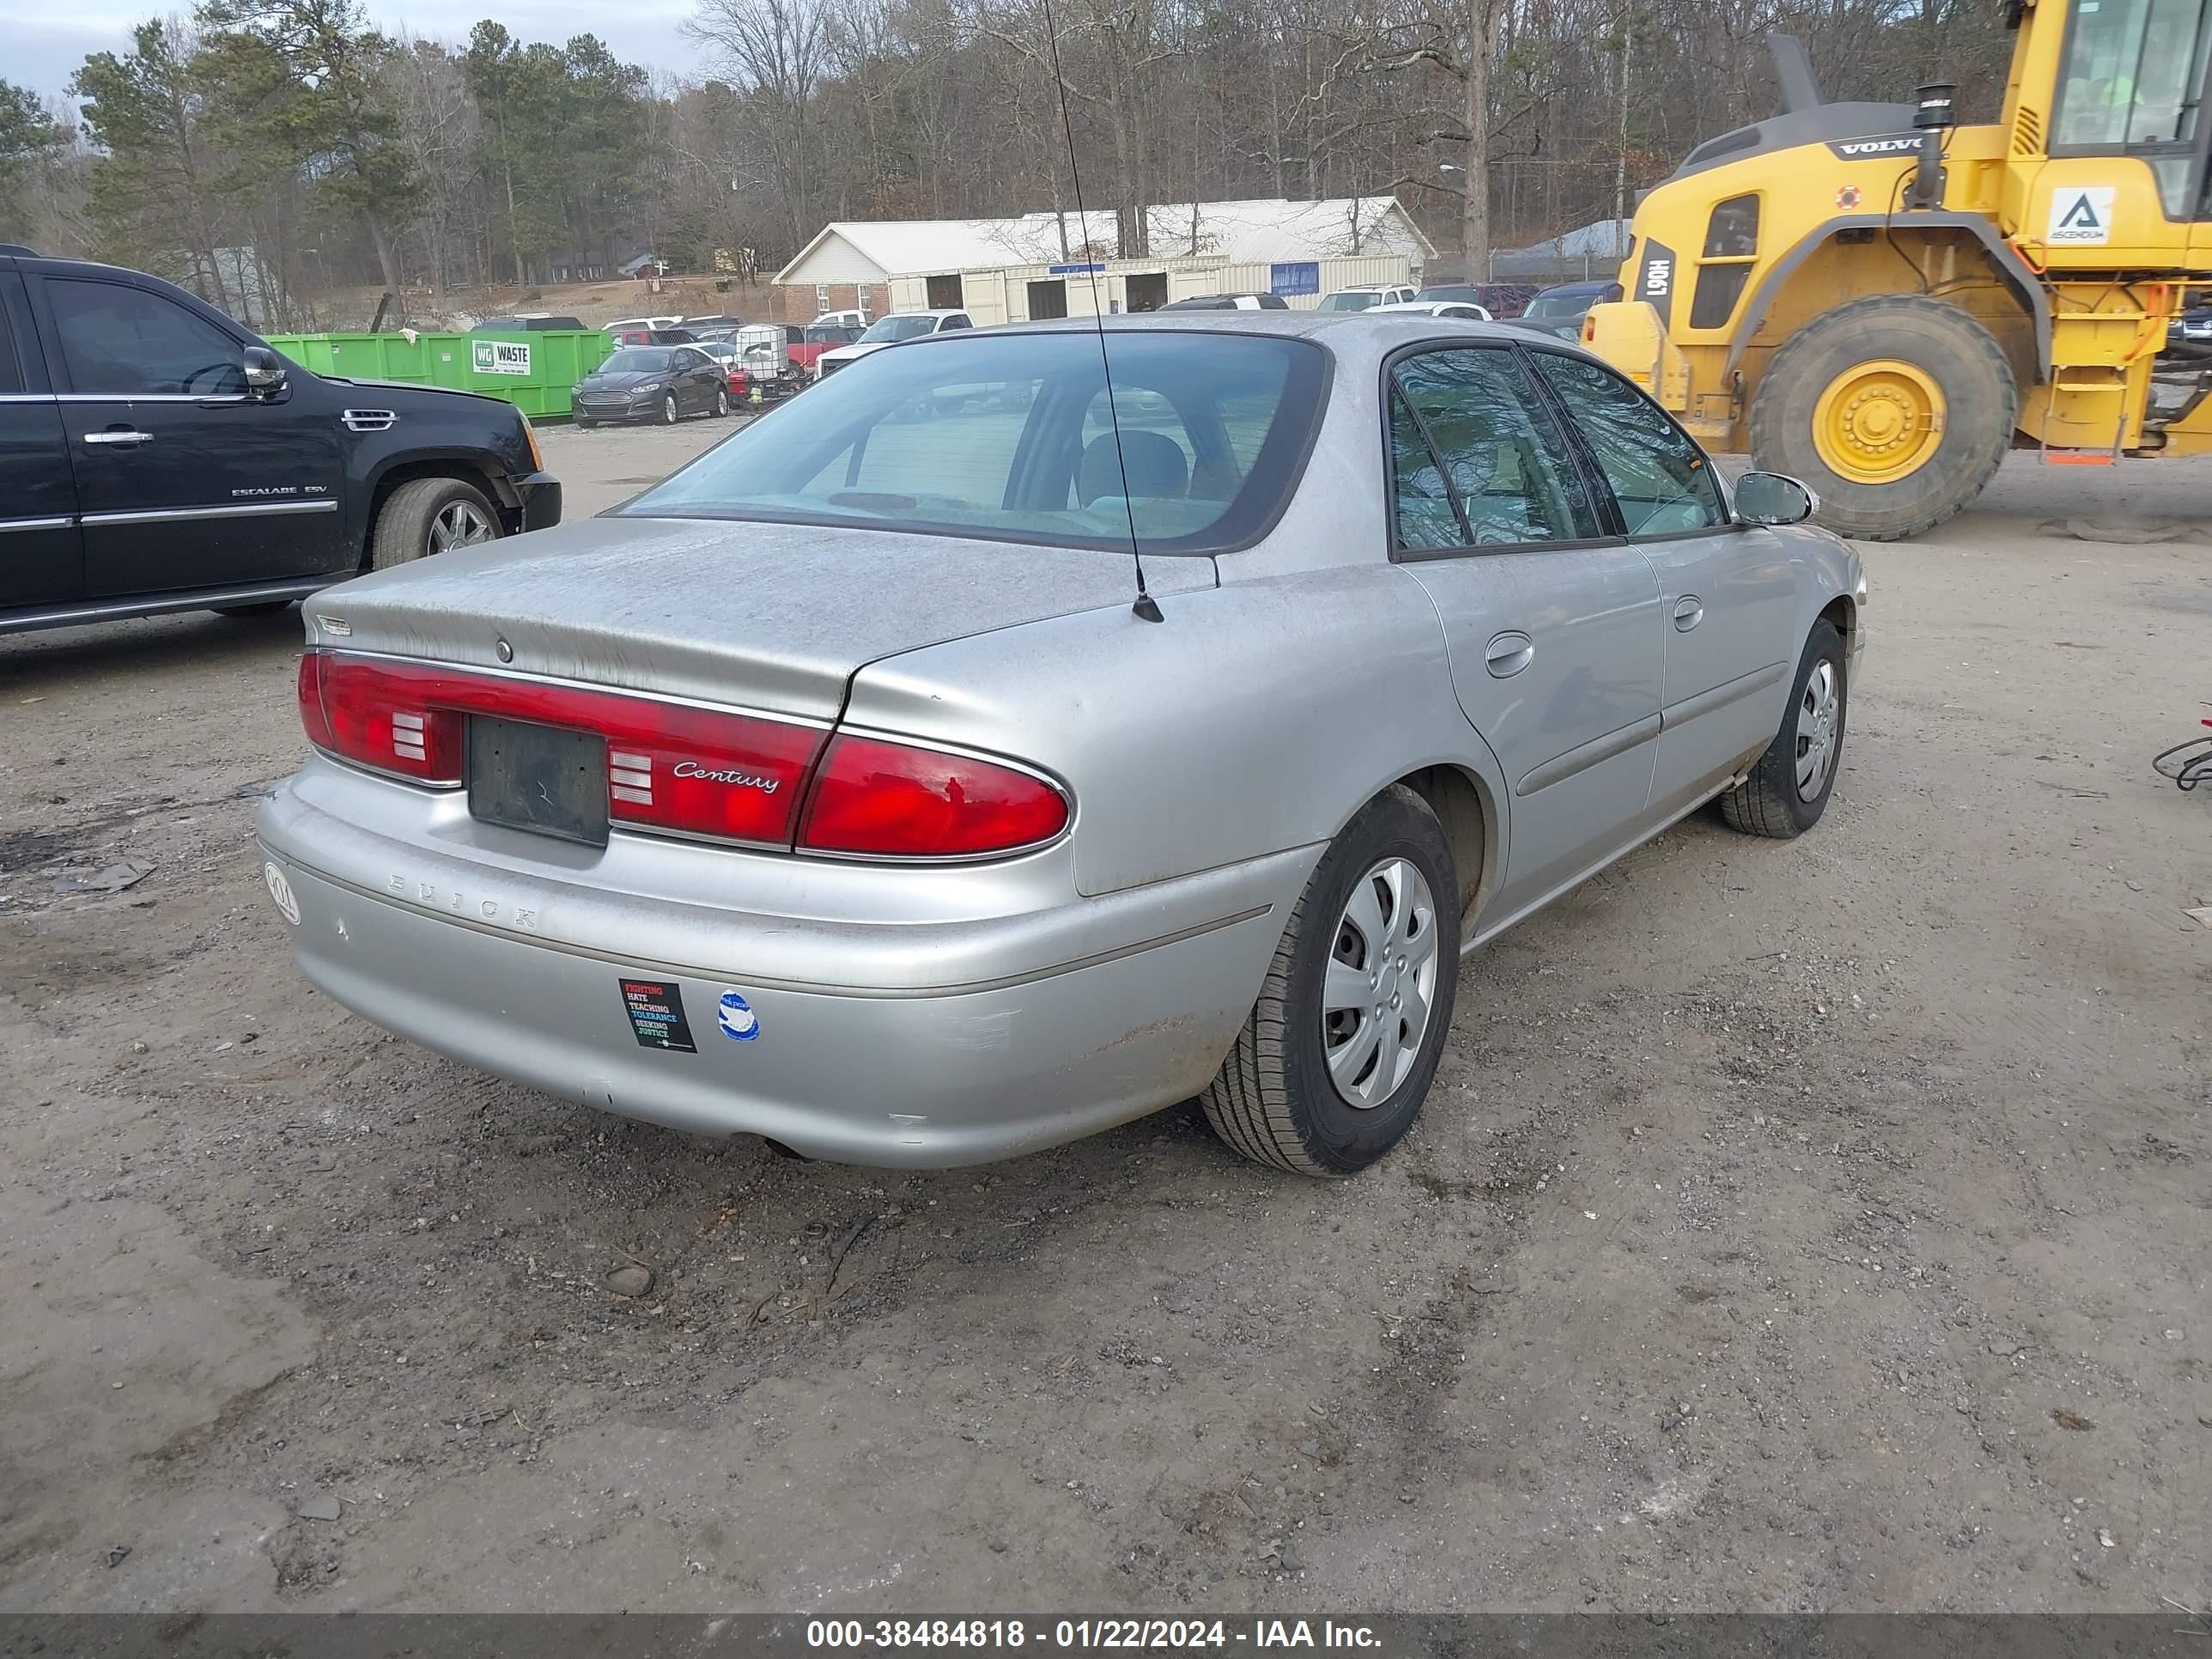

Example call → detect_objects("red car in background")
791 322 862 374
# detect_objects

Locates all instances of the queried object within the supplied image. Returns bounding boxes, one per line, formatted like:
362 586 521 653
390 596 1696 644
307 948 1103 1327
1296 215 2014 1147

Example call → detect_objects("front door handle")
83 428 153 447
1484 630 1534 678
1673 595 1705 632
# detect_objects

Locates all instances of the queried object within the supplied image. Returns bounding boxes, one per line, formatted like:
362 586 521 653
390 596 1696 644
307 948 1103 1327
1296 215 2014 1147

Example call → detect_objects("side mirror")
243 345 288 399
1734 470 1817 526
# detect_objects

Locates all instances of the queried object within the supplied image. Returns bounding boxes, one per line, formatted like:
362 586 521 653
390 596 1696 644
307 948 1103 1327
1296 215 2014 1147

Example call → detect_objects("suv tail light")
296 650 1067 859
799 735 1068 859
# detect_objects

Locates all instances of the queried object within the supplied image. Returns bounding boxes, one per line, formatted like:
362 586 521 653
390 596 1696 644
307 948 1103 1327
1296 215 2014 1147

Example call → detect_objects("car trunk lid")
309 514 1216 721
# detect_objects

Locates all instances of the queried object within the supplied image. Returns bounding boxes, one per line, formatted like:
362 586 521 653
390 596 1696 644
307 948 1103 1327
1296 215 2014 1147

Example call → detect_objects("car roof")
908 310 1590 362
1369 301 1486 313
1537 279 1613 295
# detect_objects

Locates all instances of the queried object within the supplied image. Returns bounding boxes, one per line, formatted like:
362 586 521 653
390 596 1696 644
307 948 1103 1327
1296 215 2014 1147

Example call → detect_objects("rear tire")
369 477 501 571
1200 785 1459 1176
714 386 731 416
1718 619 1848 838
1748 294 2016 542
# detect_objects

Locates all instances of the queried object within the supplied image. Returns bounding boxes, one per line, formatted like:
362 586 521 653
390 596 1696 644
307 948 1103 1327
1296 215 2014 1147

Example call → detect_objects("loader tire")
1748 294 2016 543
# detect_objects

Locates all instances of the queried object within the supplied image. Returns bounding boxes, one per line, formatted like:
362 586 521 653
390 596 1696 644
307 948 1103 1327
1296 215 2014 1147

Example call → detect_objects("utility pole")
1612 5 1632 264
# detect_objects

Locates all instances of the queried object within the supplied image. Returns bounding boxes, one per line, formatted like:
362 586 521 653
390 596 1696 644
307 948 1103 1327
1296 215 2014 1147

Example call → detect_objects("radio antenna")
1040 0 1164 623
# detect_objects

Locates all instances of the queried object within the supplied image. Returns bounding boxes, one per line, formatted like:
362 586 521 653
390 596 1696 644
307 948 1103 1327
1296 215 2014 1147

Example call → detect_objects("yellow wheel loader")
1582 7 2212 539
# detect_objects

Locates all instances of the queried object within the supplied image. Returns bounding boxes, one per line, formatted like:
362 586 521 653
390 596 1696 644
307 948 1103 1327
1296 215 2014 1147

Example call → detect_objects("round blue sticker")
716 990 760 1042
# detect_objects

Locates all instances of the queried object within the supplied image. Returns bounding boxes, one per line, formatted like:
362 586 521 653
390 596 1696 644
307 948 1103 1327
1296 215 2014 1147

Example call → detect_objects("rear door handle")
1484 630 1534 678
1673 595 1705 631
83 429 153 447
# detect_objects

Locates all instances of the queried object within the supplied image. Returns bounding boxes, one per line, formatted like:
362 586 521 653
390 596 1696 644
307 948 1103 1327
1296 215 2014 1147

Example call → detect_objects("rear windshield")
622 330 1328 554
602 349 679 372
1317 292 1381 312
1526 291 1593 319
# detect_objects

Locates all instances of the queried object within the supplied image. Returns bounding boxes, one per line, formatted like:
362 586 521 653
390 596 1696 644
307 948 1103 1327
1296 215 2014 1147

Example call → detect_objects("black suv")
0 247 561 635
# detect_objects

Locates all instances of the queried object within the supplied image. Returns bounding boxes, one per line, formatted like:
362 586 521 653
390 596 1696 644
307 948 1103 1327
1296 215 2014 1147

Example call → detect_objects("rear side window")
46 278 246 396
1530 351 1726 536
0 283 24 394
624 330 1327 554
1388 346 1602 550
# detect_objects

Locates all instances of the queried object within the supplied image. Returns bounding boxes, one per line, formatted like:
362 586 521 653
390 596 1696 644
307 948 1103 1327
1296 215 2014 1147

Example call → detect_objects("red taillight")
295 650 1067 859
297 650 824 844
600 702 822 845
799 735 1068 859
296 652 334 750
309 653 466 784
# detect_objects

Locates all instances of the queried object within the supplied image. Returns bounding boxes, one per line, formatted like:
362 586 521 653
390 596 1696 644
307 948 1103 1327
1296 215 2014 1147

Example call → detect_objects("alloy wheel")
428 499 495 555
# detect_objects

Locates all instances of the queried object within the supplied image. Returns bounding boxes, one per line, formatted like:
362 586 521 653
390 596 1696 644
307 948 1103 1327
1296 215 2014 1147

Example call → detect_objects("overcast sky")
13 0 704 102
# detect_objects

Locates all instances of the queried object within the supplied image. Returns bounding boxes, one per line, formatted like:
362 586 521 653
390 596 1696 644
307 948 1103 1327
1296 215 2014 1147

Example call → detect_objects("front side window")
623 330 1326 554
1388 347 1601 550
46 278 246 396
1530 351 1726 536
1319 291 1381 312
2057 0 2212 147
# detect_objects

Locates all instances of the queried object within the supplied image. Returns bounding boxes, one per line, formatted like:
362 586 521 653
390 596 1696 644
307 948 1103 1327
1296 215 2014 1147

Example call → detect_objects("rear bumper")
256 772 1310 1165
514 471 562 532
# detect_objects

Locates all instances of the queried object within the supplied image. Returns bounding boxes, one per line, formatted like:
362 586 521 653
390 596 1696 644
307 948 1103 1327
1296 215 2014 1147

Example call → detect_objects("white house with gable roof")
775 198 1435 322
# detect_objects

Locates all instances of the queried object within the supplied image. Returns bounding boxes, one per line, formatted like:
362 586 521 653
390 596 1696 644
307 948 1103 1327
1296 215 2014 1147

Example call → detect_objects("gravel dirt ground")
3 421 2209 1615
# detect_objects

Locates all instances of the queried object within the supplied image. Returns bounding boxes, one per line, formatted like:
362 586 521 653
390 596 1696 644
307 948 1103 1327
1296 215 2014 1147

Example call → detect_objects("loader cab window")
2055 0 2212 151
1691 194 1760 330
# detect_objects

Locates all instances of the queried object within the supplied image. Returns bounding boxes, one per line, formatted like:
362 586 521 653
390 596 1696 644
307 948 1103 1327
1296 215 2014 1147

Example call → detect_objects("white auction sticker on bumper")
264 861 301 926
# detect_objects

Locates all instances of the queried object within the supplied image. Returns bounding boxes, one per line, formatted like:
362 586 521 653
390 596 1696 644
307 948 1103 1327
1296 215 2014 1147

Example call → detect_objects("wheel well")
1396 765 1493 932
1820 593 1856 659
1736 228 2041 407
362 461 505 568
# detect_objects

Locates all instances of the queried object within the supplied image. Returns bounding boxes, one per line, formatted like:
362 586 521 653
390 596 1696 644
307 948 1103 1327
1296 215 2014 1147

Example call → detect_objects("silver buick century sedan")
259 313 1865 1176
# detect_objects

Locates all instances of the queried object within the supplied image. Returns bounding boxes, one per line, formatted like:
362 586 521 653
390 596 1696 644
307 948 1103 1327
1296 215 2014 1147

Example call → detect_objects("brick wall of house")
763 281 888 324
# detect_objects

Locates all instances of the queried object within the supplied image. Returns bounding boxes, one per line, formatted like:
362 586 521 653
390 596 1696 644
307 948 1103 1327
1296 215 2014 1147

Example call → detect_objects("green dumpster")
264 329 614 421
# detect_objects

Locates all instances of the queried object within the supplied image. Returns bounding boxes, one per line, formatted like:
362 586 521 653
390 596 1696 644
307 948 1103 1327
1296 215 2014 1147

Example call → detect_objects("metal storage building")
773 198 1436 322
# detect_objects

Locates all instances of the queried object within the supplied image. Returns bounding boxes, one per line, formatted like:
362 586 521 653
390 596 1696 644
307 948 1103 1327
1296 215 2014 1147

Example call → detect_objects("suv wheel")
370 477 502 571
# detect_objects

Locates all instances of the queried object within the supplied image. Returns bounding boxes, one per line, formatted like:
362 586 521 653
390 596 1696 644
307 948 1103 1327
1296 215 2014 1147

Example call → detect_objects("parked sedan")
262 313 1864 1176
1507 280 1617 341
1416 283 1535 318
1370 299 1494 322
691 339 751 399
571 345 732 426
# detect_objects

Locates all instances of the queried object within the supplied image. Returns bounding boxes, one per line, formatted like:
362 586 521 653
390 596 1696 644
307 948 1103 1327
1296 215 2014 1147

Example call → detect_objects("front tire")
1718 618 1847 838
1748 294 2016 542
1201 785 1459 1176
661 392 680 425
369 477 501 571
